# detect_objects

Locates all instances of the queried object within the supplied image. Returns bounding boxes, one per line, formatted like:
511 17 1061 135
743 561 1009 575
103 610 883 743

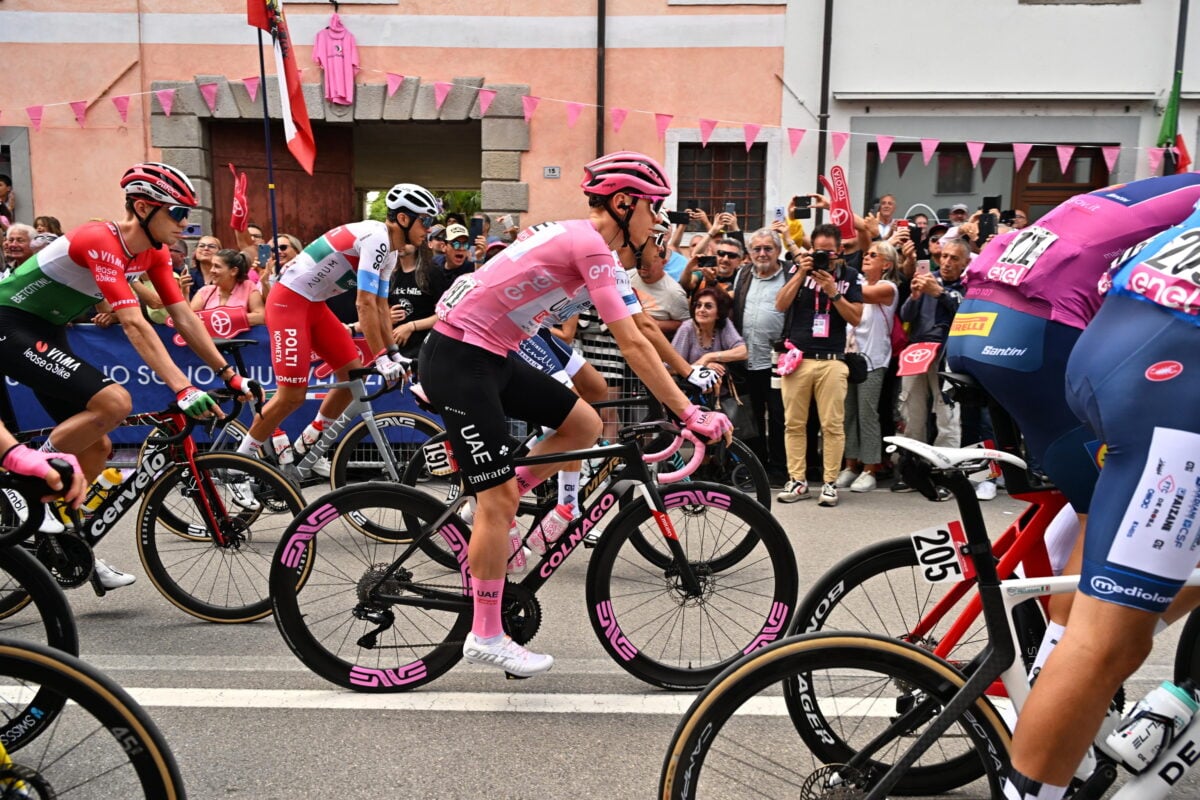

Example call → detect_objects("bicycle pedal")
1069 759 1117 800
582 530 602 549
89 574 107 598
504 672 530 681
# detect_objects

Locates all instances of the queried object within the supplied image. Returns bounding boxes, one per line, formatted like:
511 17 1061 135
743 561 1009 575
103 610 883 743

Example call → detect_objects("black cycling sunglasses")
149 202 191 222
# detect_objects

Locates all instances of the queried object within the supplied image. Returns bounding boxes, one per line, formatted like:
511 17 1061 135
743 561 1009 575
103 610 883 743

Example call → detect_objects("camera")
1000 209 1017 226
811 250 833 271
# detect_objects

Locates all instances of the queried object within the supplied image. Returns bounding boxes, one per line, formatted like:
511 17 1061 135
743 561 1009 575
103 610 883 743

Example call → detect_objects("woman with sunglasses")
0 162 257 585
259 233 302 302
418 151 731 679
235 182 439 480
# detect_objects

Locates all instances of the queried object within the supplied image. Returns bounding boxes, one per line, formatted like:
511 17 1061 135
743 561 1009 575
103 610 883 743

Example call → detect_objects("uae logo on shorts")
1145 360 1183 382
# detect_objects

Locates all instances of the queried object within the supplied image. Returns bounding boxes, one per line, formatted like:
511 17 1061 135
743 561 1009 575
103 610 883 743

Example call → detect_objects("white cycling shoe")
94 559 136 590
227 477 261 511
462 633 554 679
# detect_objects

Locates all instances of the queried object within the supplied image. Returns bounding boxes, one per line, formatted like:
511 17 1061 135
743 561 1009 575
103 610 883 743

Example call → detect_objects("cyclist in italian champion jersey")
1002 198 1200 800
0 162 253 480
419 151 732 678
236 183 437 475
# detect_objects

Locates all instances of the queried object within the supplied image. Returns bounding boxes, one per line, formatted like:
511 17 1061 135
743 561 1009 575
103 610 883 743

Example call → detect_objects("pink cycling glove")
1 445 81 483
680 404 732 443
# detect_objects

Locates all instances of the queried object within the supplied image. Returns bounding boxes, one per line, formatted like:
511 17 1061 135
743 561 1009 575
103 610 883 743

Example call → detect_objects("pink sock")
472 578 506 640
514 466 544 495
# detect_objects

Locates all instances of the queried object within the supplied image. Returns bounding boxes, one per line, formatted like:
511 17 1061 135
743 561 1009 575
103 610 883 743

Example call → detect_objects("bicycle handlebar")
642 429 707 483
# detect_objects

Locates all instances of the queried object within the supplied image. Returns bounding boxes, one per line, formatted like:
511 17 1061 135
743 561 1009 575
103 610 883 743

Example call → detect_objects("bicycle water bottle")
527 504 574 555
83 468 124 512
294 420 325 457
272 429 294 465
1104 680 1199 772
507 519 528 575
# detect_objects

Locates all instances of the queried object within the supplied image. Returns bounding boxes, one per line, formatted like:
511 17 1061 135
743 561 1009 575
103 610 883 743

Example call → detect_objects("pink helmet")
581 151 671 198
121 162 198 207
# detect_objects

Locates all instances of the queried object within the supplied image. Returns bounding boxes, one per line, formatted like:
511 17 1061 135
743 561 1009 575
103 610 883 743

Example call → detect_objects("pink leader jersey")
964 172 1200 330
313 14 359 105
435 219 634 357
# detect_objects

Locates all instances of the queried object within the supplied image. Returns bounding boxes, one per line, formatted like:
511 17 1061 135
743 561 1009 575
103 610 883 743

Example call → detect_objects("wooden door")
209 122 355 249
1011 147 1111 224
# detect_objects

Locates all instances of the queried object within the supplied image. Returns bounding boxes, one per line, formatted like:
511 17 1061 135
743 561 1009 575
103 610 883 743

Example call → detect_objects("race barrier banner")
5 324 432 444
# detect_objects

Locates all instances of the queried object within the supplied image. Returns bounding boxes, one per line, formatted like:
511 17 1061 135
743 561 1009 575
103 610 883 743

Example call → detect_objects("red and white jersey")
278 220 397 302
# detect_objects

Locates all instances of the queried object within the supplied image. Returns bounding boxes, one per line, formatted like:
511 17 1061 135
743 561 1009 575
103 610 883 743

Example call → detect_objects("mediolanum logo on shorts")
1089 576 1173 606
949 312 996 337
1145 360 1184 382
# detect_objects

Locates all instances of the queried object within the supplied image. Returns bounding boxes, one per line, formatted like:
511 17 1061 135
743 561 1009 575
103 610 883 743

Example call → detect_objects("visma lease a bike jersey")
0 221 182 323
965 173 1200 329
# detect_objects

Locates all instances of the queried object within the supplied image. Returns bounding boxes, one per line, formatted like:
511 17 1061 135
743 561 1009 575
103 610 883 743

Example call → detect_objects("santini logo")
981 346 1027 357
1089 576 1173 606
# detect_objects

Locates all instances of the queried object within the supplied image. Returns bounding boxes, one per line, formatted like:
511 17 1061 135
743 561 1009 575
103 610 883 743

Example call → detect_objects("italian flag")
248 0 316 174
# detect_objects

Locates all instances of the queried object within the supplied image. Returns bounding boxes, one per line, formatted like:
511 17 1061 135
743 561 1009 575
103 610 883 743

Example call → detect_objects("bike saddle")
884 435 1027 472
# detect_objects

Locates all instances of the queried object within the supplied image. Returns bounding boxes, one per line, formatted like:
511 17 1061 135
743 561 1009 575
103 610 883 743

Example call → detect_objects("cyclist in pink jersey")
419 152 732 678
237 183 438 476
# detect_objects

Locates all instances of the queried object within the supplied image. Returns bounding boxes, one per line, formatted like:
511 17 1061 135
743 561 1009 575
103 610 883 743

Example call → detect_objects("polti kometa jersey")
277 220 396 302
965 173 1200 330
435 219 637 356
0 221 183 323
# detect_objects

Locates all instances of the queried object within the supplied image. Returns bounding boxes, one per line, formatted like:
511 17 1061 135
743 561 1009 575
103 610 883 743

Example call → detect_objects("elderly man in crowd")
2 223 36 280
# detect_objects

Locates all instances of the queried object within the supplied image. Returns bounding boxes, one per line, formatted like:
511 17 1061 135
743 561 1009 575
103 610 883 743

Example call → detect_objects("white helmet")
385 183 439 219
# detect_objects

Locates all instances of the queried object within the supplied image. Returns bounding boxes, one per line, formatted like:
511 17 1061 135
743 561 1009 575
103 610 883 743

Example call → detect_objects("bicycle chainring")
34 531 94 588
799 764 868 800
0 763 53 799
501 582 542 645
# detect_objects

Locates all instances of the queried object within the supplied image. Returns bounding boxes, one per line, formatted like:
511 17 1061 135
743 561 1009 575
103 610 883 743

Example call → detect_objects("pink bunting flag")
242 76 260 103
198 82 219 113
111 95 131 123
966 141 986 167
433 81 453 111
654 113 673 142
787 127 806 155
154 88 176 116
25 106 44 132
830 131 850 160
610 107 628 133
699 118 718 148
920 138 939 165
521 95 539 124
1147 147 1166 174
1056 145 1076 175
477 88 497 116
744 123 762 152
385 73 405 98
1102 145 1121 174
980 157 997 182
896 152 914 178
69 100 88 127
1012 142 1034 173
565 101 584 128
876 135 894 163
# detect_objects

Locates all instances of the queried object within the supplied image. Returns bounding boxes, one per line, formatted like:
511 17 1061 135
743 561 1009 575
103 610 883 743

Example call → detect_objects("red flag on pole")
248 0 315 174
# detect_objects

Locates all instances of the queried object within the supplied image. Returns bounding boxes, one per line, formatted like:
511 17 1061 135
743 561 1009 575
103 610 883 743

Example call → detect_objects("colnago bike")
7 389 307 622
660 437 1200 800
270 420 798 692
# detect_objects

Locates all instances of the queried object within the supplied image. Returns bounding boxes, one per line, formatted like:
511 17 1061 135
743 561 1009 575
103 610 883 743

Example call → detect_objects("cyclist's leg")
1008 296 1200 794
301 302 361 438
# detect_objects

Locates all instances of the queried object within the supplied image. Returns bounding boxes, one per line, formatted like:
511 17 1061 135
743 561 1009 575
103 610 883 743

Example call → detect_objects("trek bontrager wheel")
330 411 443 489
0 637 186 798
788 537 988 668
270 483 472 692
587 482 798 689
136 452 307 623
659 633 1009 800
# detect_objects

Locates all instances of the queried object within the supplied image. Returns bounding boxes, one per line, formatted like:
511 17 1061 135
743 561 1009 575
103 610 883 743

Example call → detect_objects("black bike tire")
270 482 472 692
1173 606 1200 685
144 418 251 539
586 482 798 689
659 632 1010 800
0 637 186 798
0 547 78 752
397 431 469 570
329 411 444 490
0 485 43 549
136 452 307 623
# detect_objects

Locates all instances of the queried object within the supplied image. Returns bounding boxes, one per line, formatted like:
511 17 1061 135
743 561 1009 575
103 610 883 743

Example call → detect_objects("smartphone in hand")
724 202 737 216
257 243 272 266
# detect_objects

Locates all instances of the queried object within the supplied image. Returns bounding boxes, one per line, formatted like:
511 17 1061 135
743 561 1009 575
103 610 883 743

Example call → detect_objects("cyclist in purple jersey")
419 152 732 678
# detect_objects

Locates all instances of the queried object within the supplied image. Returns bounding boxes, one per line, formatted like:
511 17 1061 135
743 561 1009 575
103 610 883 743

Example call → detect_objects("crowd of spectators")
0 186 1025 509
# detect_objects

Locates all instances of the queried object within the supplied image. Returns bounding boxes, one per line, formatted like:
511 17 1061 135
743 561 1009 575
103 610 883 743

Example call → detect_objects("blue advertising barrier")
6 325 432 445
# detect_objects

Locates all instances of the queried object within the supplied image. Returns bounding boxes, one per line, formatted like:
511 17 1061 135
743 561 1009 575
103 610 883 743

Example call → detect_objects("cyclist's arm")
356 290 392 357
608 316 690 417
115 304 195 393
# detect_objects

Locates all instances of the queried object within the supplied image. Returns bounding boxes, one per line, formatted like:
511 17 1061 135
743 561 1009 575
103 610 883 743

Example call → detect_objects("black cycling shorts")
0 307 115 423
419 329 579 493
